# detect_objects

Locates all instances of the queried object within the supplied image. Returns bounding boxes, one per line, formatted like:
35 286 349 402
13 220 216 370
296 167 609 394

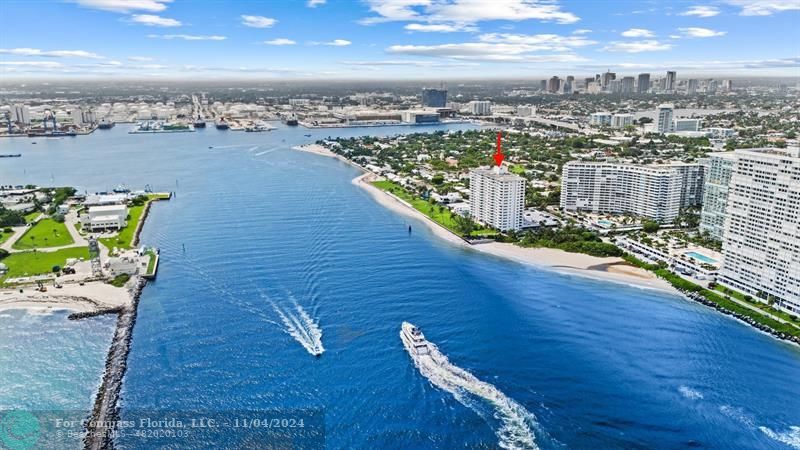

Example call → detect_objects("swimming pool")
596 219 614 228
686 251 718 264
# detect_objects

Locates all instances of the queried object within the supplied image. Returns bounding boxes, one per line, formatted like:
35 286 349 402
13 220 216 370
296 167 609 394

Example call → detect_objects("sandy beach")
0 281 132 313
353 172 674 293
293 143 364 170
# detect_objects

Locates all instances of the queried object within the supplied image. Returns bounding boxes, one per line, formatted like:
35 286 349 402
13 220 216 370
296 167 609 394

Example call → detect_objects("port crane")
42 109 57 132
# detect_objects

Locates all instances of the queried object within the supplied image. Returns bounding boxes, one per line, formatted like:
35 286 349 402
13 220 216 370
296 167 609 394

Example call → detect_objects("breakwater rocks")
682 290 800 346
68 306 124 320
83 277 146 450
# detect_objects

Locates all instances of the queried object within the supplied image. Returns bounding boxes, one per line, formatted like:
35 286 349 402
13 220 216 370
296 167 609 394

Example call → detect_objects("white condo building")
469 167 525 231
656 104 674 133
699 152 737 240
560 161 704 223
467 101 492 116
714 147 800 315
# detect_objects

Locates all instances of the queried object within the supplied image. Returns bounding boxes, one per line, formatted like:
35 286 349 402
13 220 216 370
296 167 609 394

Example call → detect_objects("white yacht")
400 322 430 356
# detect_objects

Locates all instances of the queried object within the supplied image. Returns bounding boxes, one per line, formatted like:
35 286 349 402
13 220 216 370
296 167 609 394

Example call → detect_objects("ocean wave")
719 405 755 428
678 385 704 400
760 426 800 449
403 329 540 449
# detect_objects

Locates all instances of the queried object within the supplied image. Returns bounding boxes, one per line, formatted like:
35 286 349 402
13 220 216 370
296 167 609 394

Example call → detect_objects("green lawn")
12 218 75 250
146 250 157 275
98 203 145 250
25 211 42 223
653 269 800 337
371 180 491 236
0 231 12 245
714 284 800 325
509 164 526 175
1 247 91 282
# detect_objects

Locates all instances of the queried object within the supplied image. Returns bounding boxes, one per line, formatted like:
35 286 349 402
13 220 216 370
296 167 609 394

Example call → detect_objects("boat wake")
402 325 539 449
760 425 800 449
271 298 324 356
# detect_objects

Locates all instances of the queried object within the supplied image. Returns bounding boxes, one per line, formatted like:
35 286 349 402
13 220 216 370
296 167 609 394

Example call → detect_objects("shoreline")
0 281 133 313
351 172 675 293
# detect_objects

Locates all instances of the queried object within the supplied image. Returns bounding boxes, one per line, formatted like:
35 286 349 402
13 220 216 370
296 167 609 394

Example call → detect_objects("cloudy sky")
1 0 799 79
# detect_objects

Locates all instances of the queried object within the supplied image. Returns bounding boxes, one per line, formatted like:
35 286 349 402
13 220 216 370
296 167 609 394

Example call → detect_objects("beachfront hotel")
559 161 705 223
469 166 525 231
714 147 800 315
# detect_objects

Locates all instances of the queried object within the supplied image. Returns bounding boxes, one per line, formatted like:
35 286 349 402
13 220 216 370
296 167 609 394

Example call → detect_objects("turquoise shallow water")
1 124 799 449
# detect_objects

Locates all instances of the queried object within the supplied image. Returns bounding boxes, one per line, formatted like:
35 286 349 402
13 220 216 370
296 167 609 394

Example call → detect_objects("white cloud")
0 48 103 58
320 39 352 46
680 5 720 17
131 14 181 27
71 0 172 13
361 0 579 25
340 59 479 67
725 0 800 16
579 57 800 72
603 40 672 53
307 0 326 6
678 27 726 38
572 28 592 34
478 33 596 49
241 15 277 28
385 32 594 62
621 28 654 37
127 56 154 61
147 34 227 40
387 42 586 62
405 23 477 32
0 61 64 68
263 38 296 45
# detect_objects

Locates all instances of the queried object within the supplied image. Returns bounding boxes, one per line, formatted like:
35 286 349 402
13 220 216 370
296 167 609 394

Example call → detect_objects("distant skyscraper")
540 80 547 91
469 167 525 231
584 77 594 89
637 73 650 93
687 79 699 95
547 76 561 93
707 79 719 93
563 76 574 94
657 103 674 133
621 76 635 94
421 88 447 108
600 71 616 89
722 79 733 91
665 71 677 92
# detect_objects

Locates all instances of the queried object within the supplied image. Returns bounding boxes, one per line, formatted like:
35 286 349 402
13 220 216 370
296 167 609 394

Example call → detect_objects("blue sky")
1 0 799 79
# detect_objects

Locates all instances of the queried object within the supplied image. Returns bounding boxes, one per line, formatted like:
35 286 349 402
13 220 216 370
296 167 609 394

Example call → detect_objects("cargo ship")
215 118 229 130
97 119 115 129
193 116 206 128
283 114 299 126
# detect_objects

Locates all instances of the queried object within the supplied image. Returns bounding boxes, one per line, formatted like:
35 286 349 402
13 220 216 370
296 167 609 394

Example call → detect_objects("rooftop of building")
471 166 526 181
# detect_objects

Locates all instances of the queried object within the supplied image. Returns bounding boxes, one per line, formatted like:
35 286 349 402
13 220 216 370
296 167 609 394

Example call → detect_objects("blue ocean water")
1 125 799 449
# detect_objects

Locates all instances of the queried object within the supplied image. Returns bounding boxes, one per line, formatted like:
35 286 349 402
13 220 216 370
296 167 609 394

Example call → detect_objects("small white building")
83 204 128 231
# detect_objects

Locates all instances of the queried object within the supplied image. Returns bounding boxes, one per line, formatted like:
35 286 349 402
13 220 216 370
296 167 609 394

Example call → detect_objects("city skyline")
1 0 799 80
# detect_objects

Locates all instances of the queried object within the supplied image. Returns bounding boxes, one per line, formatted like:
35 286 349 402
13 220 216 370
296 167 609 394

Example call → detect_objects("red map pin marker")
494 131 504 167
